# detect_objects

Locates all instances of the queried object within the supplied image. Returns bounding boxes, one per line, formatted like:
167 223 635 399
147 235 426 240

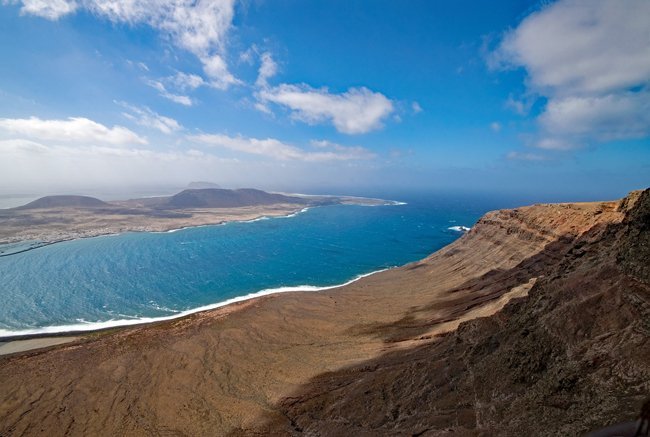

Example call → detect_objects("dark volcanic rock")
15 195 108 209
617 189 650 283
163 188 305 209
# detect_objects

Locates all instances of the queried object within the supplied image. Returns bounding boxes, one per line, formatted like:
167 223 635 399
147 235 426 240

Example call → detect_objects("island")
0 188 390 255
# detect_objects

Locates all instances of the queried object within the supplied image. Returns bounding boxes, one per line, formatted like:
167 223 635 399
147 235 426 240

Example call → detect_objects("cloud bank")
190 134 376 161
0 138 241 193
0 116 147 145
118 102 182 135
491 0 650 149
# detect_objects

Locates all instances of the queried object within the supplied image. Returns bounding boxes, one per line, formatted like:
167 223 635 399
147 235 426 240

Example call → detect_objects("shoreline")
0 198 407 347
0 204 312 257
0 267 392 345
0 198 405 255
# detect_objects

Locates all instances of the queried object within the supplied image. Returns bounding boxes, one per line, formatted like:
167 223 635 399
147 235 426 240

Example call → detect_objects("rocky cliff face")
255 190 650 436
0 190 647 436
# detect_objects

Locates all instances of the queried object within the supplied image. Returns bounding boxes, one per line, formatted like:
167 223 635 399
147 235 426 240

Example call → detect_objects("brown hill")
163 188 307 209
0 190 647 436
14 195 108 209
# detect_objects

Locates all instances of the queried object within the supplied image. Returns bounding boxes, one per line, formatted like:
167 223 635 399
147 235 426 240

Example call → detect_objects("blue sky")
0 0 648 200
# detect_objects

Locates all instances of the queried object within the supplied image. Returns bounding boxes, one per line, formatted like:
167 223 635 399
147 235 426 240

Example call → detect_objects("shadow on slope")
232 190 650 436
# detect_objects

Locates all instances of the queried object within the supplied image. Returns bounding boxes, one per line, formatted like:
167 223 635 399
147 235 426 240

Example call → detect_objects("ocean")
0 194 497 337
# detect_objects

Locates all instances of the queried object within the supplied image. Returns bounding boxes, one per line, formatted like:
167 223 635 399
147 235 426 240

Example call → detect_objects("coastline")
0 196 403 254
0 199 409 343
0 266 392 342
1 191 646 435
0 203 306 252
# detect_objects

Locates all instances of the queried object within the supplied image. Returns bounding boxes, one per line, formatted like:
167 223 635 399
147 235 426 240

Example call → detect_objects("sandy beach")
0 337 79 356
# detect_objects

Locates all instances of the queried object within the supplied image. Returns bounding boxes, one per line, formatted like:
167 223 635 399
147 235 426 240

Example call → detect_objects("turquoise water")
0 197 489 336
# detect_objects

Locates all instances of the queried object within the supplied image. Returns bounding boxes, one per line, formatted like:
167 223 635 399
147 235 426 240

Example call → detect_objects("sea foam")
0 268 391 338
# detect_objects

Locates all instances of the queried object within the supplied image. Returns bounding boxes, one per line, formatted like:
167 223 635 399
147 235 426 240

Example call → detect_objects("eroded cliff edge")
0 190 648 436
250 190 650 436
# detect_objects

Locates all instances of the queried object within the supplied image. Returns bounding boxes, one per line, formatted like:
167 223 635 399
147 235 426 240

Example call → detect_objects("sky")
0 0 648 201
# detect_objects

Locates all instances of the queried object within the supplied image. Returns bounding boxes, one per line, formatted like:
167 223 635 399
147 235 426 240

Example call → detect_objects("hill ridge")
15 195 108 210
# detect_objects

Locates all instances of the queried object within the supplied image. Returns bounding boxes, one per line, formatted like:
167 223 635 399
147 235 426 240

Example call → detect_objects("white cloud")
254 102 272 115
0 138 50 154
145 79 193 106
491 0 650 96
490 122 501 133
310 139 376 159
82 1 235 55
200 54 240 90
505 94 532 116
256 52 278 87
239 46 256 65
411 102 422 114
0 137 385 194
539 92 650 142
12 0 240 90
143 71 207 104
191 134 376 161
258 84 394 134
491 0 650 149
0 116 147 146
534 138 578 151
169 72 205 91
16 0 77 19
0 138 239 193
118 101 182 134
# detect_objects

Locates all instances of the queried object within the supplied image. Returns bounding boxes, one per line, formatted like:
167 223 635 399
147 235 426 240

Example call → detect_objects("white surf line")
448 225 471 232
0 267 393 339
153 206 312 234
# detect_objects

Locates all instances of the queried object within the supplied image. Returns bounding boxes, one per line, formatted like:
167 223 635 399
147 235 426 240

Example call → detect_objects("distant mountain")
187 181 221 189
15 195 108 209
164 188 306 209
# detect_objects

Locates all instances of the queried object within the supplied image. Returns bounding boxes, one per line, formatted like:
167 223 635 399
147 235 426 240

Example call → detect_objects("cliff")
0 190 647 436
256 191 649 436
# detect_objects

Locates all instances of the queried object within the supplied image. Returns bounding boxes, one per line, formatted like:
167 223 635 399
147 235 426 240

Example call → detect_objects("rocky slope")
0 190 647 436
254 190 650 436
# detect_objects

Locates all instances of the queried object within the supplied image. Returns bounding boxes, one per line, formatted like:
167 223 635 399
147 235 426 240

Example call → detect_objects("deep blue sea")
0 194 501 336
